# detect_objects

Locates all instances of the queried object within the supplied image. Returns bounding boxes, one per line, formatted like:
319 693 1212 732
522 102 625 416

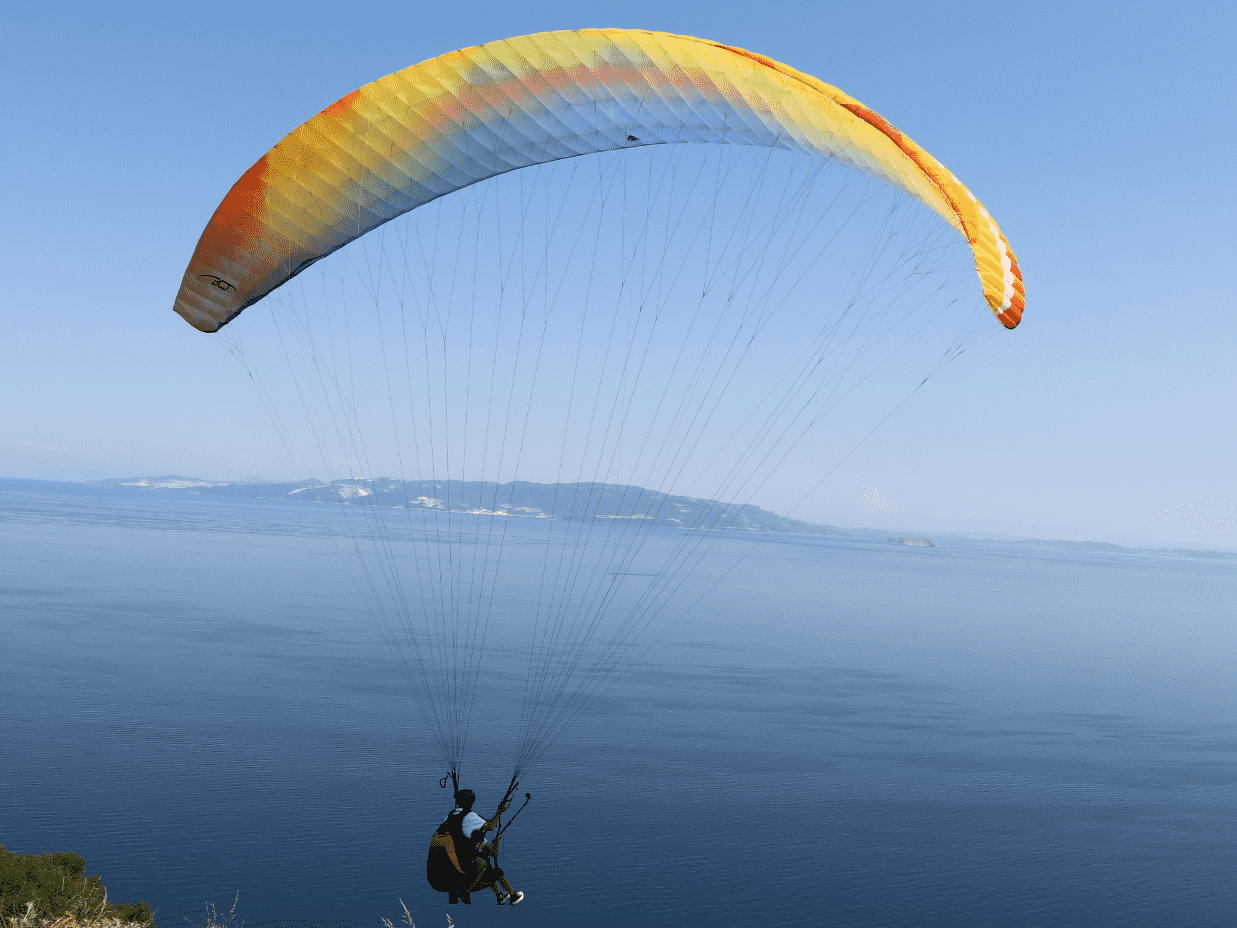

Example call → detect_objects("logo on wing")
198 274 238 293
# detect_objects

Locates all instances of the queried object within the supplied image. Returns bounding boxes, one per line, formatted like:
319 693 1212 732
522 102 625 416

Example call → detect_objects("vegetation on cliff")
0 845 154 928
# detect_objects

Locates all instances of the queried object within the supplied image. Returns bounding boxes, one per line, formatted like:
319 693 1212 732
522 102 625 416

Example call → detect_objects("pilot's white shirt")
455 808 487 839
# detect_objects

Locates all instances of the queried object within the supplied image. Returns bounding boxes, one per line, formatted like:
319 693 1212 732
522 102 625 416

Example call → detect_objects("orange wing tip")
995 307 1022 329
837 99 1024 331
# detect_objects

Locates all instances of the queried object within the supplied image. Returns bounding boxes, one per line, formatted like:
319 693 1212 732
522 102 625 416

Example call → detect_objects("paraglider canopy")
173 28 1023 334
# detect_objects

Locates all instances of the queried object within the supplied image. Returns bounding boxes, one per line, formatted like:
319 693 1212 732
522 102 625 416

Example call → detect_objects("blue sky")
3 1 1233 548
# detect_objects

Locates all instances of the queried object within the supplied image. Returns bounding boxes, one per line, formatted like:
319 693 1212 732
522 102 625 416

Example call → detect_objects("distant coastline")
935 532 1237 562
96 475 847 536
77 476 1237 561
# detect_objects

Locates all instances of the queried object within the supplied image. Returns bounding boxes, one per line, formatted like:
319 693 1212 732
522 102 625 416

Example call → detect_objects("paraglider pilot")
427 788 524 905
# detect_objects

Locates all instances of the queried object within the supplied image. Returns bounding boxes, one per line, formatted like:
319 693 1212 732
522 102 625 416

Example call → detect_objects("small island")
886 536 937 547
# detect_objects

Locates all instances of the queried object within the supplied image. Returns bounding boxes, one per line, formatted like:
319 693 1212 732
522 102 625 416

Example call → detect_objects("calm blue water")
2 478 1234 927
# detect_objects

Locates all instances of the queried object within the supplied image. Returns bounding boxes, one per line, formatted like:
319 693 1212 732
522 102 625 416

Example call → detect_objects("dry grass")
379 899 417 928
6 881 443 928
4 897 153 928
186 895 240 928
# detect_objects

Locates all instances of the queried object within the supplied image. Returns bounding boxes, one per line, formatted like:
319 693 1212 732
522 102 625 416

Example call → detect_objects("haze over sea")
3 477 1234 928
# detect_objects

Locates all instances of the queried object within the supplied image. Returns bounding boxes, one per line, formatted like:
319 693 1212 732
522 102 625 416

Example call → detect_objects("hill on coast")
98 476 847 536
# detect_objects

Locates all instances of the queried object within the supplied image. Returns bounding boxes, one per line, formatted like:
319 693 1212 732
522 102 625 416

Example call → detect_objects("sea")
2 477 1234 928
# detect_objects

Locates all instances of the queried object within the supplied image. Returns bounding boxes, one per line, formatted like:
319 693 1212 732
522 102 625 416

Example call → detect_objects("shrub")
0 844 155 926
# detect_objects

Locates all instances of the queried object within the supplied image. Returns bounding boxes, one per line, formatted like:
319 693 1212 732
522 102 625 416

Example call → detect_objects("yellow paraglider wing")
173 29 1023 333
